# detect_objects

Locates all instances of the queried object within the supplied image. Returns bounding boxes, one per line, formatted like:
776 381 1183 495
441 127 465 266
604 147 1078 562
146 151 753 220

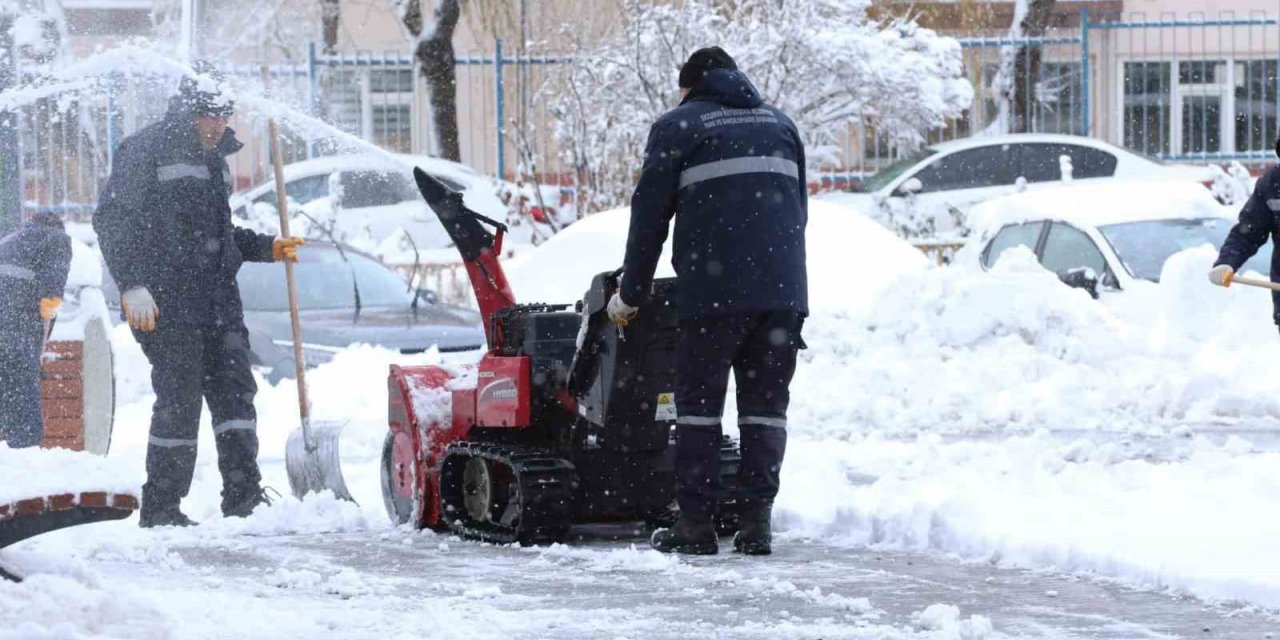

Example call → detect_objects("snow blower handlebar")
412 167 516 344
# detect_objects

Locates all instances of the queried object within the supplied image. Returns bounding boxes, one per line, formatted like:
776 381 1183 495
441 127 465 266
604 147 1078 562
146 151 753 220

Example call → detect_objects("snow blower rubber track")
440 442 577 545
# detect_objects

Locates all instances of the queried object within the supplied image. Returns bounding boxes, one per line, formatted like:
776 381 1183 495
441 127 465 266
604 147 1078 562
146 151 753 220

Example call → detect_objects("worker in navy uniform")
0 212 72 449
94 63 303 528
610 47 808 555
1210 136 1280 323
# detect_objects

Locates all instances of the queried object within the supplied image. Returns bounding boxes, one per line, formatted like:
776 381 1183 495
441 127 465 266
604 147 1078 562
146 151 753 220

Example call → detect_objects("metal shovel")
265 111 354 503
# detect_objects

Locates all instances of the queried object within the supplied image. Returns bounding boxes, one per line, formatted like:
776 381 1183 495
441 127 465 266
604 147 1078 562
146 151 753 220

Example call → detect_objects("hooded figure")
0 212 71 448
609 48 808 556
1210 135 1280 322
94 62 303 527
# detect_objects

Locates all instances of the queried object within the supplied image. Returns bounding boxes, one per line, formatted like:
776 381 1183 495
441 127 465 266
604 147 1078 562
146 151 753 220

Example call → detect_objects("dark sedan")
103 242 486 382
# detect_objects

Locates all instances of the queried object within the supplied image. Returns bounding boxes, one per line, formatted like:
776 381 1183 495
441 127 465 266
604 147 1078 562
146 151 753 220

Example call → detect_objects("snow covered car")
967 180 1270 296
230 154 567 263
101 242 486 382
826 133 1214 237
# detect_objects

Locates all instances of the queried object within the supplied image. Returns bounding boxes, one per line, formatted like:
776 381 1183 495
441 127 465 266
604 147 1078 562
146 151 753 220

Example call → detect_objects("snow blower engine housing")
383 168 743 543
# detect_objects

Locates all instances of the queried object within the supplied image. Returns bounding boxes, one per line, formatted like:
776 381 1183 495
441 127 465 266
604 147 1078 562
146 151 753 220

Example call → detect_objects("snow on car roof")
267 153 488 189
925 133 1129 155
968 179 1233 233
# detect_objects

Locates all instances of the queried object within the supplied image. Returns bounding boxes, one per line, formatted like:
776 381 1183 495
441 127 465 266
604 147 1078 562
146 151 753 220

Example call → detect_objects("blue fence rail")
8 11 1280 222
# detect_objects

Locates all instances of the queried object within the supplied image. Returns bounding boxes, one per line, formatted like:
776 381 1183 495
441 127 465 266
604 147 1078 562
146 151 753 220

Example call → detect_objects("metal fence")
9 11 1280 225
837 10 1280 177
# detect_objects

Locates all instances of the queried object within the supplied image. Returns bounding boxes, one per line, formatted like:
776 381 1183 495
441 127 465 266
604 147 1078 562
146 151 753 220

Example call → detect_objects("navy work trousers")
0 316 45 448
136 328 262 510
674 310 804 522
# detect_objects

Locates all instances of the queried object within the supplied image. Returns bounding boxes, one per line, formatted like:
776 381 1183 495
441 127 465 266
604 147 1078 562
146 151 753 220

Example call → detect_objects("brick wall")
40 341 85 451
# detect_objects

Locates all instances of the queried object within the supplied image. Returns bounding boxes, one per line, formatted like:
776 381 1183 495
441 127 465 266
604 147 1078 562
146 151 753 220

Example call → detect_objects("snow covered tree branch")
548 0 973 211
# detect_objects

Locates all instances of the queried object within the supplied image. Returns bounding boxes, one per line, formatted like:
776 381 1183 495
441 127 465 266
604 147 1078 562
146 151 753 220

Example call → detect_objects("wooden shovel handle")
263 68 312 434
1230 274 1280 292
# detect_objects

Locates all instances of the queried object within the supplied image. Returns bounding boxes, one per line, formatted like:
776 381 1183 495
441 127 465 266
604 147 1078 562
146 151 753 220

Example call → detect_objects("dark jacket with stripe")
1215 166 1280 323
620 68 809 319
94 104 275 332
0 217 71 330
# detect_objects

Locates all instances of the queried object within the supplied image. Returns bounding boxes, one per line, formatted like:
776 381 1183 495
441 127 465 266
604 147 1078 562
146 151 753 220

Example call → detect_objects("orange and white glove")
273 237 304 262
39 297 61 321
1208 264 1235 287
122 287 159 332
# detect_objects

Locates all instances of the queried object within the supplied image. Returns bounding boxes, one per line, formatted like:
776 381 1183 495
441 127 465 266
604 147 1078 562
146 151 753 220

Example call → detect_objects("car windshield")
1099 218 1272 282
858 149 937 193
237 247 414 311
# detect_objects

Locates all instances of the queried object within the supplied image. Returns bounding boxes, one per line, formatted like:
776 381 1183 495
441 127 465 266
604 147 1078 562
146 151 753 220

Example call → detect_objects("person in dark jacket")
1210 138 1280 317
94 63 303 528
609 47 808 556
0 212 72 449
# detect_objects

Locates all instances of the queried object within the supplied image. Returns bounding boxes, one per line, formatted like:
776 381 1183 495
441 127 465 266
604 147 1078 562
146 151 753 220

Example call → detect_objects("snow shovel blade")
285 419 355 503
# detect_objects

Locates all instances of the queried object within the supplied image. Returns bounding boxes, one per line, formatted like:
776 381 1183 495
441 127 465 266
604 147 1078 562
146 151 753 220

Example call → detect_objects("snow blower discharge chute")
381 168 746 543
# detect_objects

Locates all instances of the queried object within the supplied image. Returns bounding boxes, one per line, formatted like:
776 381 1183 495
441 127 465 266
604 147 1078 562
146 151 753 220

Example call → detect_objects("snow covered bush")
548 0 973 211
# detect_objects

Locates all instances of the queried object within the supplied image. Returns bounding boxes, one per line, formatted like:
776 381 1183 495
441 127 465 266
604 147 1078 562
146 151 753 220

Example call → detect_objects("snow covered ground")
6 195 1280 637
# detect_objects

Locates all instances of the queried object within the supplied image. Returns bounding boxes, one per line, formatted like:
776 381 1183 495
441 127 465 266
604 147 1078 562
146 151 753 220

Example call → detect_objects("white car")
967 180 1269 296
230 154 563 263
827 133 1214 238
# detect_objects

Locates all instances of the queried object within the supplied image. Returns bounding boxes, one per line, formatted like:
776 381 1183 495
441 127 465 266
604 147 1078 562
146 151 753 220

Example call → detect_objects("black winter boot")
222 485 279 518
732 505 773 555
139 503 197 528
650 516 718 555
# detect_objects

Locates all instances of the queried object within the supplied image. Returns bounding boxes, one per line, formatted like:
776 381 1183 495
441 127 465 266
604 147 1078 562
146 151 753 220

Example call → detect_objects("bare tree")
321 0 341 54
990 0 1057 134
397 0 463 162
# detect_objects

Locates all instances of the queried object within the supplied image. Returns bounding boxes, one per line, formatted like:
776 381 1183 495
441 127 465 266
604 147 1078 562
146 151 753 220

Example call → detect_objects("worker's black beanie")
679 47 737 89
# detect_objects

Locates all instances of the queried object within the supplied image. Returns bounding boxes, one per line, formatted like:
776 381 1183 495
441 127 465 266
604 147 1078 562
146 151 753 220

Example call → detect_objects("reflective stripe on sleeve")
157 163 211 182
0 264 36 281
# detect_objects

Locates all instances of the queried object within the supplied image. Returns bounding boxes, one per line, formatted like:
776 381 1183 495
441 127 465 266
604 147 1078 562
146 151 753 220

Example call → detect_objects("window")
285 175 331 205
1017 144 1118 183
1040 223 1107 277
910 145 1017 193
1235 60 1278 156
983 222 1045 268
1177 60 1228 155
1123 62 1172 157
372 104 412 153
339 171 419 208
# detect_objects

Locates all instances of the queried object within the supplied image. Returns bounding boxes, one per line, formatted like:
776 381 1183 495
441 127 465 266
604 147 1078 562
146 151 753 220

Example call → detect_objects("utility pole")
0 9 21 236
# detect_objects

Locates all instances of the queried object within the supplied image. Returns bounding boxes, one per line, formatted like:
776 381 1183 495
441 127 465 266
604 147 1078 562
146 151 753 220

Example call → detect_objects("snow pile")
507 199 928 312
786 243 1280 439
912 604 993 639
777 432 1280 608
0 574 173 640
0 445 140 507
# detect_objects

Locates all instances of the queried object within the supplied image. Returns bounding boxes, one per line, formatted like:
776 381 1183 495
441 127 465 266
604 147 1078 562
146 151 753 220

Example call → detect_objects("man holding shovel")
1209 137 1280 321
0 211 71 449
95 63 303 528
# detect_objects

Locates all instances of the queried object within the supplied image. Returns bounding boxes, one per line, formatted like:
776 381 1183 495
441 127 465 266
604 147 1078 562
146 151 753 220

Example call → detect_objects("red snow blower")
381 169 744 543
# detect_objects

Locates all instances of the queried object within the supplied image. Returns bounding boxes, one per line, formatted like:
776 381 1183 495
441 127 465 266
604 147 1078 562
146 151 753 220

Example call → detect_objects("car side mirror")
898 177 923 196
1060 267 1099 299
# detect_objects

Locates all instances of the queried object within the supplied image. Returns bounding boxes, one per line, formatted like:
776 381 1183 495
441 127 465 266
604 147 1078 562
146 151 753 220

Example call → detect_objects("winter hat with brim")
176 61 235 118
679 47 737 89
